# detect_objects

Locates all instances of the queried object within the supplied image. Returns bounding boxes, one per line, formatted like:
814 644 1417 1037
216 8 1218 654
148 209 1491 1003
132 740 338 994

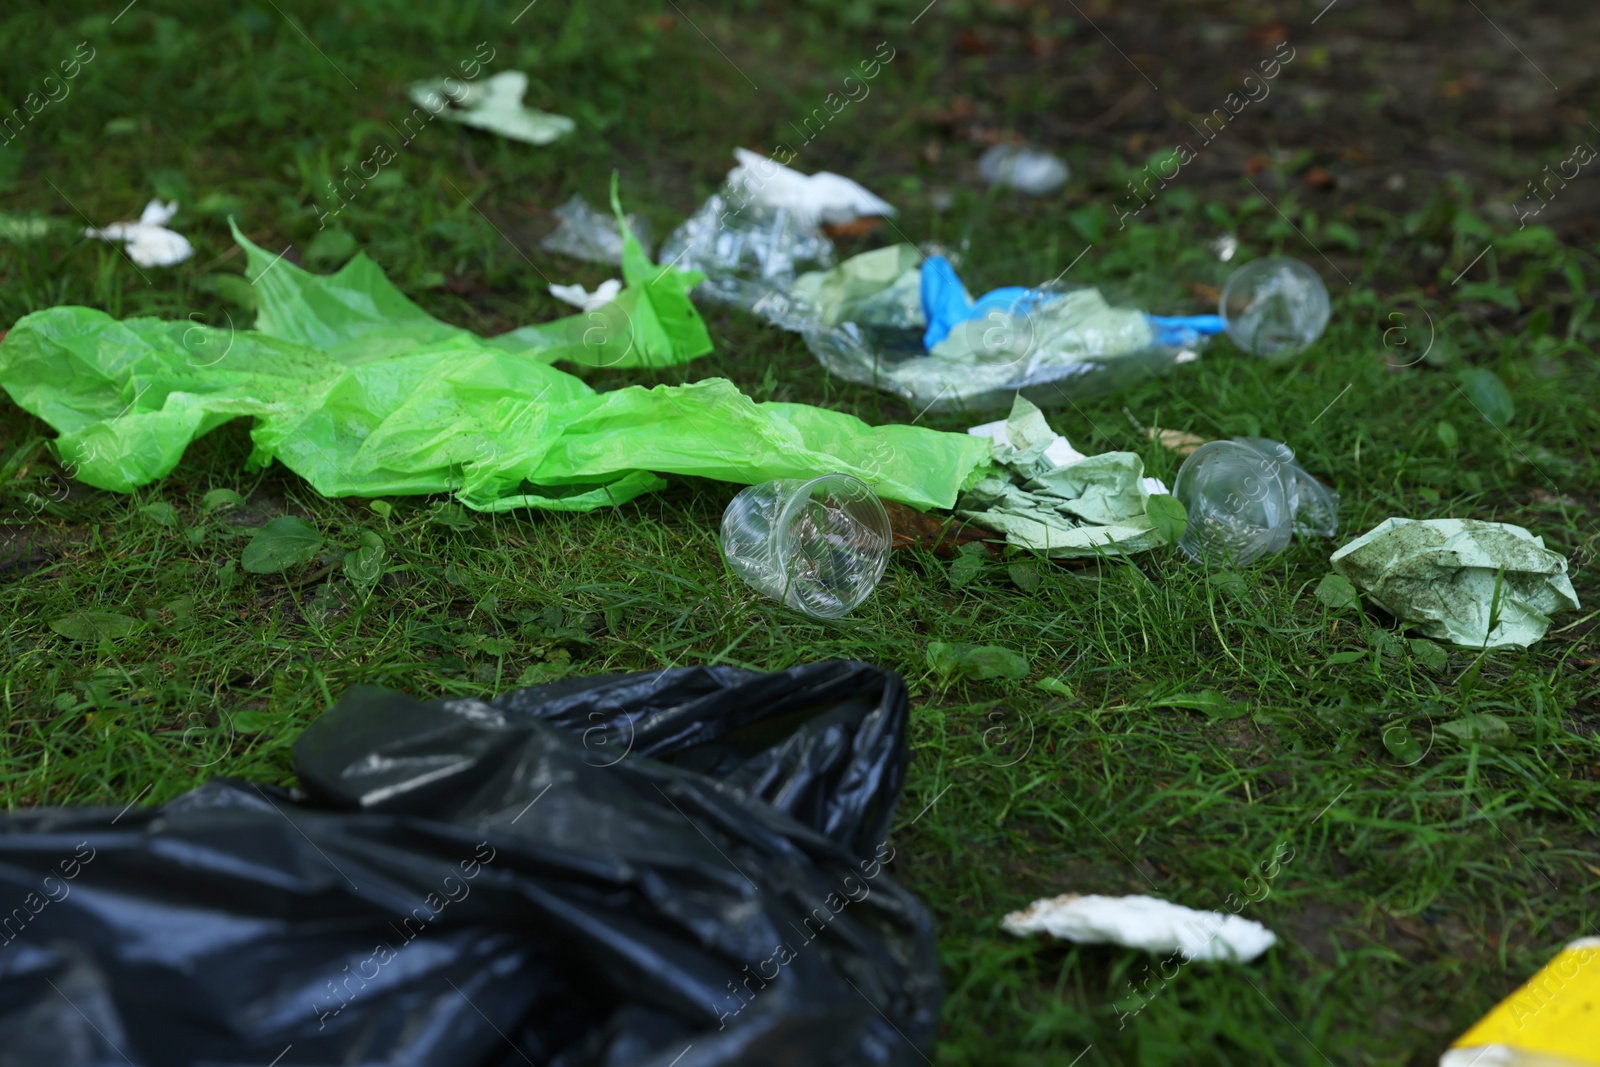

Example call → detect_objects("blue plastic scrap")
1148 314 1227 346
919 254 1225 351
920 255 1037 349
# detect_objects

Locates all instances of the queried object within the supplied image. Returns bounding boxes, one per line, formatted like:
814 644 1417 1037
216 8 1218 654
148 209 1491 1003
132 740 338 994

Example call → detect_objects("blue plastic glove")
920 255 1036 350
1147 314 1227 347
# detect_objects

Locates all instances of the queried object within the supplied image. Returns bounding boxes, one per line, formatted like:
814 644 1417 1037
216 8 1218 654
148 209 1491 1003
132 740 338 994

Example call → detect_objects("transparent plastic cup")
720 474 892 618
1172 438 1339 564
1219 257 1331 359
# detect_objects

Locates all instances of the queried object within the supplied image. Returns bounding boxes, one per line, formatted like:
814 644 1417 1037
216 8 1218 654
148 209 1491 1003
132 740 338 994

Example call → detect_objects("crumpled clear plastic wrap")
540 194 654 265
752 248 1209 413
658 192 836 310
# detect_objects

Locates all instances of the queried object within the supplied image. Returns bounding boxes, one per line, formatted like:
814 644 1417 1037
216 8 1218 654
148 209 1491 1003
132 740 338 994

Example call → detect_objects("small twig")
284 563 334 589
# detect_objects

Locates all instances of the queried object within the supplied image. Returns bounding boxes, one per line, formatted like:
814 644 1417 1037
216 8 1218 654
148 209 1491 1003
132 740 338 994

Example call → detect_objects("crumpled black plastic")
0 661 939 1067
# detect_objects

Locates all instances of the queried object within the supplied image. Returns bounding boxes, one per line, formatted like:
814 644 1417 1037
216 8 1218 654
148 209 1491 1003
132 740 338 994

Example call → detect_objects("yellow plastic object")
1442 937 1600 1067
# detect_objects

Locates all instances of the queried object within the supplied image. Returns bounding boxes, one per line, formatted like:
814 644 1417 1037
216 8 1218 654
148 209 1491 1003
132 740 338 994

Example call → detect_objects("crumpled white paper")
409 71 575 145
85 199 193 267
548 278 621 312
1001 893 1277 963
968 404 1169 495
726 147 895 227
968 413 1085 471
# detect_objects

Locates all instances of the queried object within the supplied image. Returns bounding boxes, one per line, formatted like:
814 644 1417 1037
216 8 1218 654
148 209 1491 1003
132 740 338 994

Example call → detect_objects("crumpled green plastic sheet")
1330 517 1581 648
789 244 925 329
956 398 1166 557
0 212 990 513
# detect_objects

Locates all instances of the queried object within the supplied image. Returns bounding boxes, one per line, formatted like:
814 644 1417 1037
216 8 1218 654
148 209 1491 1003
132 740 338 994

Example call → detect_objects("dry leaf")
821 216 884 238
1147 427 1208 455
883 501 999 557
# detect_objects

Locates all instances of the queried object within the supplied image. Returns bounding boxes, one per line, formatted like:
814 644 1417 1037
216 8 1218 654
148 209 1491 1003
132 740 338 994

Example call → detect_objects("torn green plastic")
0 217 990 512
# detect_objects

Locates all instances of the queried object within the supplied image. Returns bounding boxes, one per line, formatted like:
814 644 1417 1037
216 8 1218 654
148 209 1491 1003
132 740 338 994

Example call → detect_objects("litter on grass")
954 397 1177 558
977 143 1070 195
725 147 896 227
657 151 1333 408
547 277 621 312
540 193 654 264
1172 437 1338 564
407 70 574 145
754 243 1228 412
1001 893 1277 963
721 473 892 618
1330 517 1580 648
1441 936 1600 1067
656 149 893 310
968 404 1086 472
83 199 192 267
0 199 992 513
0 662 940 1067
1218 256 1330 358
660 194 835 311
0 212 50 243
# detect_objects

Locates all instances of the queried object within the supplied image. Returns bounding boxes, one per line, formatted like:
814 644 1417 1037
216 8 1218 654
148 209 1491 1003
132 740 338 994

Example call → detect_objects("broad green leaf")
430 502 475 532
343 530 387 587
1148 689 1248 720
1314 573 1361 611
230 710 279 734
241 516 324 573
1456 368 1514 427
51 612 137 642
1146 493 1187 545
1381 721 1428 764
1368 629 1404 657
196 273 257 312
1322 220 1361 251
1036 676 1074 698
1207 570 1248 598
927 642 1029 682
201 488 245 514
1409 639 1448 672
1325 649 1367 665
1008 561 1041 593
163 597 195 630
1434 421 1458 449
1455 282 1520 314
139 502 179 527
949 551 985 589
307 228 357 267
1438 712 1513 748
517 659 571 686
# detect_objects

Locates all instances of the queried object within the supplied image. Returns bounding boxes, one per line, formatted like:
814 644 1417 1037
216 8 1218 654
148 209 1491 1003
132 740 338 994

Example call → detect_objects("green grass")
3 1 1599 1064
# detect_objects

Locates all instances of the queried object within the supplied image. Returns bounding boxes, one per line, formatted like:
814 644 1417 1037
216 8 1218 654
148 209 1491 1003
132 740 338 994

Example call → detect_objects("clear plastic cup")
1172 438 1339 564
1219 257 1331 359
720 474 892 618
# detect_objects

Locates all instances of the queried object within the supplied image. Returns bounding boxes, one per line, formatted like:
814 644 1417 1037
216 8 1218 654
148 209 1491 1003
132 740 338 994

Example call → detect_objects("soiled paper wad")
1330 517 1579 649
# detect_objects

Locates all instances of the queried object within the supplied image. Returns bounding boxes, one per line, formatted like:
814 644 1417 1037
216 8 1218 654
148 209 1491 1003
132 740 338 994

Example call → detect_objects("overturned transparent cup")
1220 257 1331 359
1172 438 1339 565
721 474 892 618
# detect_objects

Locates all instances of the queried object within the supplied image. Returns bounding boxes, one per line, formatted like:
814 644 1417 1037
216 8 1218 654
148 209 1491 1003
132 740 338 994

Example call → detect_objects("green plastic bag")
0 216 990 512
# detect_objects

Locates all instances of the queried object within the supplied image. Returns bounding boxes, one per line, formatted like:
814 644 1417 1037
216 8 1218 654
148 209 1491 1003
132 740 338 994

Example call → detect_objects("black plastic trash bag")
0 662 939 1066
